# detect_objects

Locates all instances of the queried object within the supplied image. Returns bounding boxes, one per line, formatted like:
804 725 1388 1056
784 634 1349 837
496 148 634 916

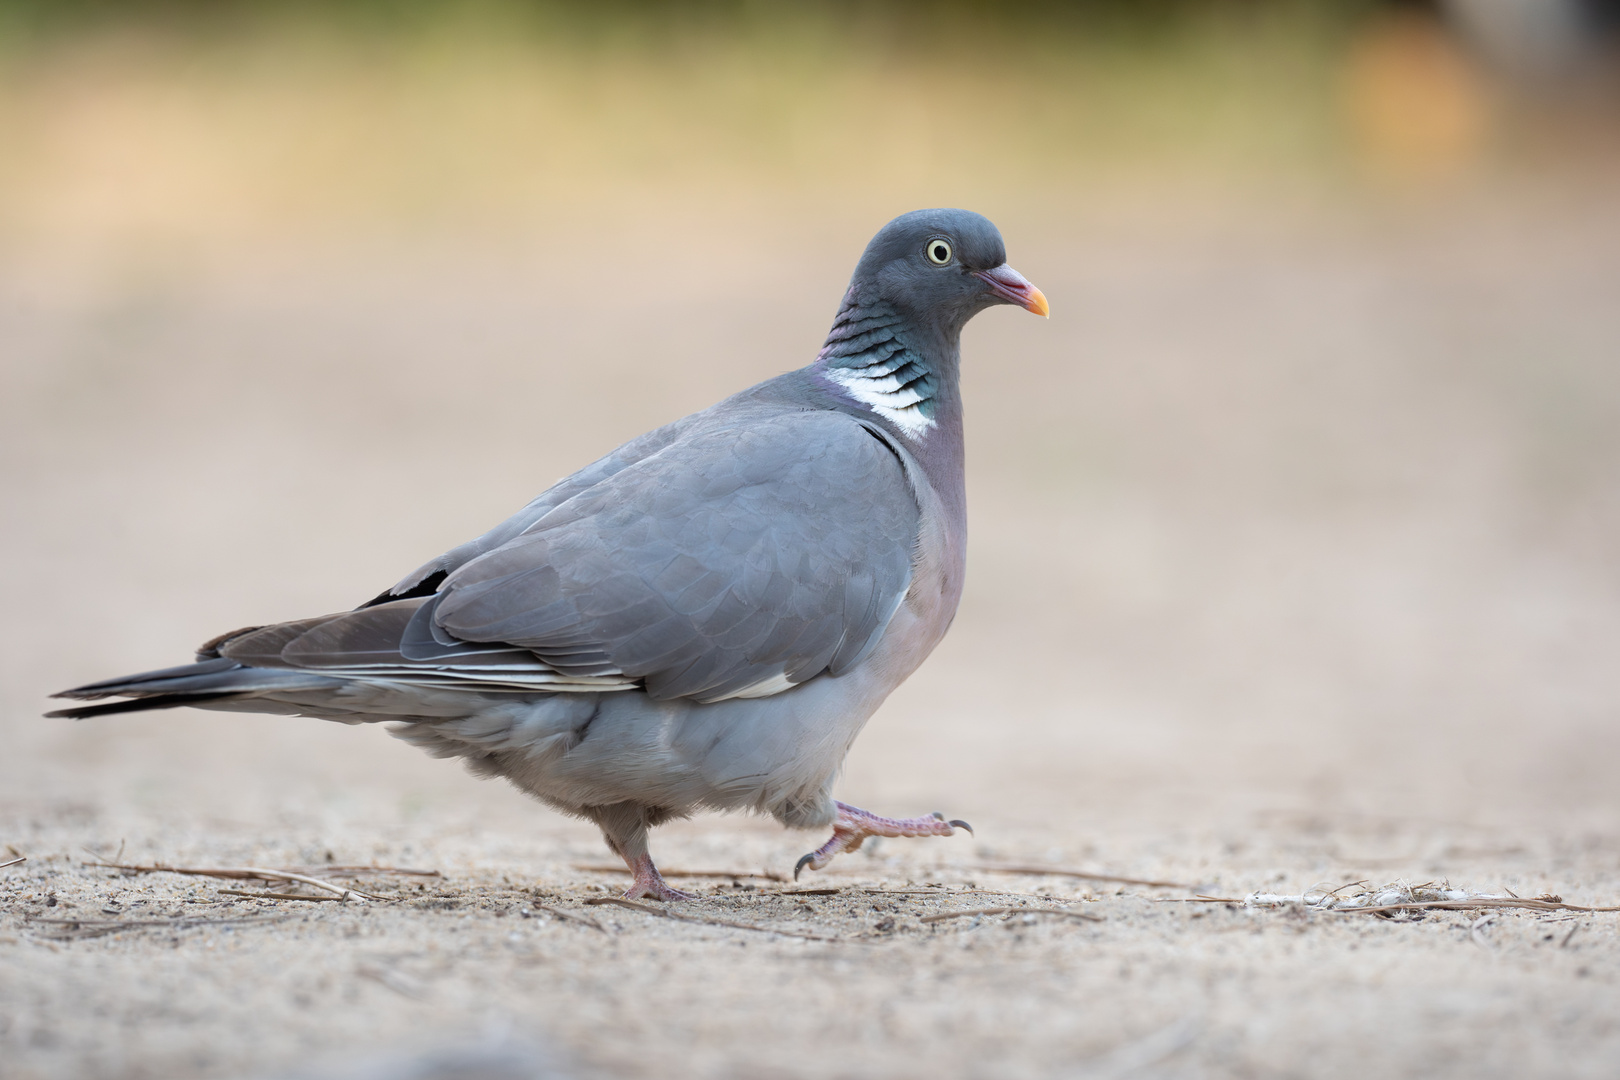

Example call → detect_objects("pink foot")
623 853 697 901
794 801 973 879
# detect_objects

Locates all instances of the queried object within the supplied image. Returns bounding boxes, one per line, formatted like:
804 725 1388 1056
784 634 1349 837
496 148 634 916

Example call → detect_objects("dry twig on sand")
1328 897 1620 917
534 904 608 932
219 889 342 903
26 913 288 941
583 896 845 942
87 861 385 902
299 865 440 877
0 855 25 870
919 906 1102 924
1173 882 1620 917
865 887 1089 900
779 886 1095 905
973 863 1193 890
571 864 786 882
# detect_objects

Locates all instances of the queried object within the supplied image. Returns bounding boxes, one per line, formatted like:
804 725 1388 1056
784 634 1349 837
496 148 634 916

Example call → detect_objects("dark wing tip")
358 568 448 611
45 691 240 720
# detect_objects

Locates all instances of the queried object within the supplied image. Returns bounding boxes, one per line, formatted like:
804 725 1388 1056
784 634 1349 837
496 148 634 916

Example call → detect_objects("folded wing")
432 410 920 702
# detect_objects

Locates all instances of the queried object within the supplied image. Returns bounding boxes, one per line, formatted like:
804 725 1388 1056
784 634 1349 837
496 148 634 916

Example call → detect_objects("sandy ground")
3 188 1620 1079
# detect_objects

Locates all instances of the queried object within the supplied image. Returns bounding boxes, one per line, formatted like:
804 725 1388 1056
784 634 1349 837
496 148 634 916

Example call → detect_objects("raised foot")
794 801 973 880
623 853 697 902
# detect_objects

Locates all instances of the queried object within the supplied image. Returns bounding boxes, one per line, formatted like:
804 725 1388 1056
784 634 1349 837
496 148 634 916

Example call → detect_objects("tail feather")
47 692 247 720
49 659 343 719
56 657 242 699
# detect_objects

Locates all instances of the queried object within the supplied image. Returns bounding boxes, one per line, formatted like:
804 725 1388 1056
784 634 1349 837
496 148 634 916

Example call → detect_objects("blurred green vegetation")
0 0 1401 72
0 0 1473 252
0 0 1390 40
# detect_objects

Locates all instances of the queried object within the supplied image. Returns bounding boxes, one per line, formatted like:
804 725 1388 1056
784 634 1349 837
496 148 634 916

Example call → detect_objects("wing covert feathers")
433 409 918 703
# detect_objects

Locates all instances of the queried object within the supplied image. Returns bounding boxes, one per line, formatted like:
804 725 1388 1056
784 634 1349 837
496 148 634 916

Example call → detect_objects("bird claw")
793 801 973 878
931 812 974 835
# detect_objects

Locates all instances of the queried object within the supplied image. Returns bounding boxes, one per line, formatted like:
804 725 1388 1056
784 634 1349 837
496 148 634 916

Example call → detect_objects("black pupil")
932 244 947 261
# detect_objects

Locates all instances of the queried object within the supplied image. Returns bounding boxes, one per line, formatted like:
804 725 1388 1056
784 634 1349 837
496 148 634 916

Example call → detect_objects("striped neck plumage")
815 296 939 439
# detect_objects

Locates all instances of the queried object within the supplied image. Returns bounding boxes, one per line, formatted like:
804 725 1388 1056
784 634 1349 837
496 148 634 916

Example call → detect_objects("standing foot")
623 853 697 902
794 801 973 879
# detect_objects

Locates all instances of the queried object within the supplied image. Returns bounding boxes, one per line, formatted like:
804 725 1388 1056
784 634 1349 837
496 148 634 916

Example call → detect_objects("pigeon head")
816 209 1047 440
849 208 1049 331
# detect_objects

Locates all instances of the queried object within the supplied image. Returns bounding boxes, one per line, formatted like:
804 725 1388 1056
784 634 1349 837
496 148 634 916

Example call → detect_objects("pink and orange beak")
973 264 1049 318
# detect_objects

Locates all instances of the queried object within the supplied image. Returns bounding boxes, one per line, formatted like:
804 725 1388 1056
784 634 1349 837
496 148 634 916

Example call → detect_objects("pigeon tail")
47 659 340 719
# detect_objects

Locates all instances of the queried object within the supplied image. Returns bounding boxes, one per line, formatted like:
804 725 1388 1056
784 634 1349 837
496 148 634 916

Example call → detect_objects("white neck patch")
824 365 936 438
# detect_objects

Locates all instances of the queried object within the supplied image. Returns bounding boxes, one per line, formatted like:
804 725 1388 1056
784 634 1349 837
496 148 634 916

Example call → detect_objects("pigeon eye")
925 239 953 266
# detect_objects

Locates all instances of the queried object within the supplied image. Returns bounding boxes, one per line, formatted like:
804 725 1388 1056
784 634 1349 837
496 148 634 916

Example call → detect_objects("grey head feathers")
848 208 1012 328
815 209 1047 439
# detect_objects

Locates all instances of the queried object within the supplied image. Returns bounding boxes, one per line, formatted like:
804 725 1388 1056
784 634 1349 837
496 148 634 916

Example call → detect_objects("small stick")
26 913 287 940
1164 895 1620 915
571 864 786 882
1325 898 1620 916
777 886 1094 904
583 896 845 942
534 904 607 933
1561 921 1582 948
219 889 341 903
29 914 285 927
973 864 1193 890
920 906 1102 924
86 861 383 902
585 897 662 913
290 866 442 878
0 855 25 870
229 867 382 902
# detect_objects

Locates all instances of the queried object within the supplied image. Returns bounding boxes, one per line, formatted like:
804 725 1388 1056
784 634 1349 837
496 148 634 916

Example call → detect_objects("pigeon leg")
589 801 697 902
621 852 697 903
795 800 972 879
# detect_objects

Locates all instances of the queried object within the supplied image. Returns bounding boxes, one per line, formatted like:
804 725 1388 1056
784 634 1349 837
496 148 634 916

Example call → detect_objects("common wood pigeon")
51 208 1049 900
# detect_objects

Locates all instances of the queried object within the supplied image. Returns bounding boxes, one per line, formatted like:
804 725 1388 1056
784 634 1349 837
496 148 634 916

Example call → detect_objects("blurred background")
4 4 1620 1076
3 0 1620 841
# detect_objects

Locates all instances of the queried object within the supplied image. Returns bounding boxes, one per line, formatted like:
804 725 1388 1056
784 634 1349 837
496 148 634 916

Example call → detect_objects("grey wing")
211 598 636 695
365 414 699 605
431 410 920 703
